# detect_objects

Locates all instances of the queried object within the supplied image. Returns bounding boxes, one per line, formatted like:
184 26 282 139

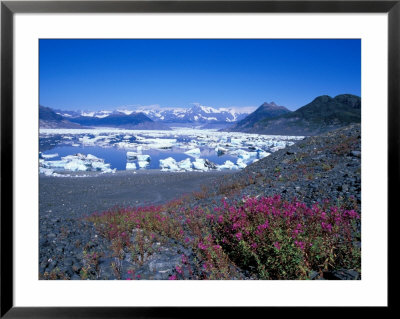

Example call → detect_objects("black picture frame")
1 0 396 317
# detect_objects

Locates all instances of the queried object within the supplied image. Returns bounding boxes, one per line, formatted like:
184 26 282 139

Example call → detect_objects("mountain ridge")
230 101 292 131
55 104 252 125
229 94 361 136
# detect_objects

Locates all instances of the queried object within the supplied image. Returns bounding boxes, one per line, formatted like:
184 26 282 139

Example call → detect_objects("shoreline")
40 170 234 219
40 168 236 178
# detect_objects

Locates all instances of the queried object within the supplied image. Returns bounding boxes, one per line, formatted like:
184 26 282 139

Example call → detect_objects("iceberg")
177 158 192 171
39 153 115 174
126 151 140 160
86 154 102 162
92 161 111 171
42 160 69 169
257 150 270 159
218 160 239 170
100 168 116 174
184 148 201 157
126 162 137 170
41 153 59 159
136 154 151 162
159 157 180 171
215 147 228 155
232 149 258 161
192 158 208 171
39 167 54 176
137 161 149 169
64 160 89 171
236 158 247 169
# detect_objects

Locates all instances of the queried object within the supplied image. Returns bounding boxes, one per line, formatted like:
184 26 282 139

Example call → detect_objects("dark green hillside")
231 102 291 130
251 94 361 135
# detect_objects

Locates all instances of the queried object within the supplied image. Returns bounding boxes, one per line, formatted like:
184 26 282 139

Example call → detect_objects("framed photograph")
1 0 396 316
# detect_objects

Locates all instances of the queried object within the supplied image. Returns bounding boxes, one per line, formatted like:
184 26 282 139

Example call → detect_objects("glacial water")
41 145 238 171
39 128 304 174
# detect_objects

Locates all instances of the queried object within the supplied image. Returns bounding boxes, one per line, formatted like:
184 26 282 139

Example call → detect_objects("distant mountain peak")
260 101 285 109
231 101 291 130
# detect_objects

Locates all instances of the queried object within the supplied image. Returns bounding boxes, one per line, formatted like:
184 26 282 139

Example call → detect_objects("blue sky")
39 39 361 111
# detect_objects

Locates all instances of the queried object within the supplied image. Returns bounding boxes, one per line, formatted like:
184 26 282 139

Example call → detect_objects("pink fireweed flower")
294 240 306 250
198 242 207 250
273 242 281 250
175 266 183 274
136 274 141 279
217 215 224 223
235 232 243 241
321 222 333 232
169 275 177 280
348 210 360 219
251 242 258 249
232 222 240 230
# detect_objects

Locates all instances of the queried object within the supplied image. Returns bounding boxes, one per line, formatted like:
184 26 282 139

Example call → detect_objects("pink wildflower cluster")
212 195 361 279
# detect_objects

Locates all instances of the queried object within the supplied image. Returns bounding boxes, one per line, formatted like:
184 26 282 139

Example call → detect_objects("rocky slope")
39 124 361 280
197 123 361 209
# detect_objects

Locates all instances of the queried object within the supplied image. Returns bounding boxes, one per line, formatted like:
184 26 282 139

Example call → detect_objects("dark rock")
309 271 321 280
63 257 73 266
323 269 360 280
71 274 81 280
350 151 361 158
204 159 218 170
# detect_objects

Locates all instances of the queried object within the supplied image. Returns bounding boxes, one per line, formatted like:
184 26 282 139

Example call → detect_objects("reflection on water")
40 145 238 170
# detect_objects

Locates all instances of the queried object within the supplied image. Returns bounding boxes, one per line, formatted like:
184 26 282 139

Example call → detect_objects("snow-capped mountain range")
55 103 253 125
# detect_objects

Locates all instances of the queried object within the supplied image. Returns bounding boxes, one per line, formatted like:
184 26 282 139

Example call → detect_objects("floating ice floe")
192 158 208 171
40 128 305 173
137 154 151 162
141 138 176 150
185 148 201 157
231 149 258 161
215 147 228 155
218 160 239 170
178 158 192 171
126 151 141 160
257 150 271 159
137 161 150 169
41 153 59 159
126 162 137 170
159 157 180 172
236 158 247 169
39 153 116 175
39 167 55 176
